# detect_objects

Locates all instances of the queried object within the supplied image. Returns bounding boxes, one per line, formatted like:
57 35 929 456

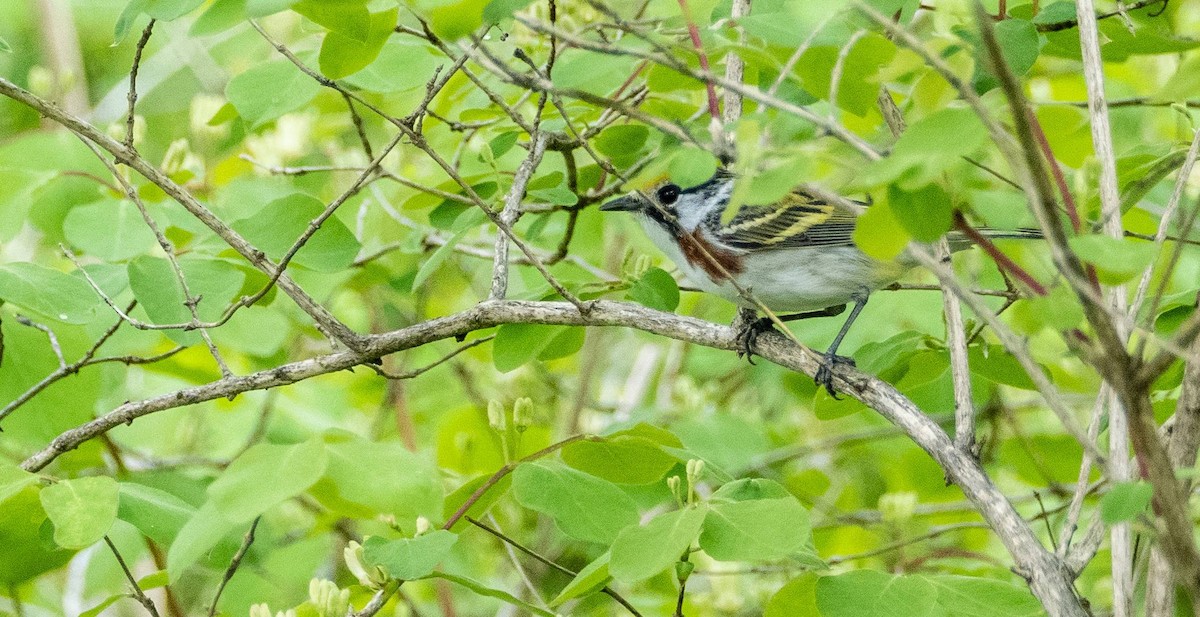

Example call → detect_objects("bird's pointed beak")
600 194 643 212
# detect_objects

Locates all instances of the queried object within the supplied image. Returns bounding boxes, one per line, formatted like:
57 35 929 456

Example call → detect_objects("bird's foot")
814 351 855 399
735 316 775 365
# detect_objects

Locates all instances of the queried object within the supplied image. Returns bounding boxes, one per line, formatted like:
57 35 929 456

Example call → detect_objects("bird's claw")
815 352 855 399
735 317 774 365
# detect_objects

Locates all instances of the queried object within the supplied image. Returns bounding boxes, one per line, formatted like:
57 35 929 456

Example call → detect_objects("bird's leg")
814 290 869 398
735 304 848 364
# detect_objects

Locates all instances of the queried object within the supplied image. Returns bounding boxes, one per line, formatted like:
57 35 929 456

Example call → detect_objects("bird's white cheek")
635 217 725 294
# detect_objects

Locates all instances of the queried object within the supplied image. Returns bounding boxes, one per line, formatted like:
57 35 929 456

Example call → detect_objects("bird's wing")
710 190 861 251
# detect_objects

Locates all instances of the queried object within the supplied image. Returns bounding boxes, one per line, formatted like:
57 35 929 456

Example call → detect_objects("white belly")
641 218 904 312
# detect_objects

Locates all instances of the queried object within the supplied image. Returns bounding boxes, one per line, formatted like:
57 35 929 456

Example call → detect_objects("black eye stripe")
657 183 681 205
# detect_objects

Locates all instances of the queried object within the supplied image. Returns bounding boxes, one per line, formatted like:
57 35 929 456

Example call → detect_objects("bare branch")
0 76 365 351
20 298 1086 616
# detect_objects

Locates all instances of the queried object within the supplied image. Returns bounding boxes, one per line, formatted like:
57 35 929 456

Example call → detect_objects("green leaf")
766 573 820 617
536 326 586 362
1068 235 1157 284
63 199 159 262
699 479 812 562
482 0 535 22
888 184 952 243
796 34 897 115
511 461 639 545
528 184 579 206
701 497 812 561
318 7 398 80
442 473 513 530
973 19 1040 92
627 267 680 312
926 575 1046 617
816 570 939 617
669 148 719 188
1156 53 1200 102
1101 482 1154 524
673 414 769 475
423 571 557 616
117 483 197 547
246 0 301 17
315 434 443 521
81 570 168 614
493 323 583 372
853 199 910 261
426 0 488 40
0 262 97 324
114 0 150 42
127 255 246 343
594 125 650 160
190 0 247 36
166 501 238 580
344 38 440 93
858 108 988 188
549 552 612 607
489 132 519 158
610 506 706 583
39 477 119 548
413 227 470 290
225 60 322 128
294 0 370 40
0 168 55 240
207 438 328 522
562 434 678 485
80 593 124 617
0 36 10 53
0 464 39 505
0 485 74 585
363 530 458 579
232 193 362 272
144 0 207 19
1032 2 1075 25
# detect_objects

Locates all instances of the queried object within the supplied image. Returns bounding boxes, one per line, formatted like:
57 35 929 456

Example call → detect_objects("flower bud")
344 540 390 589
878 491 918 524
415 516 432 536
667 475 681 502
160 139 191 177
309 579 350 617
630 254 651 279
513 397 533 432
249 604 272 617
487 399 505 431
685 459 705 486
675 559 694 583
27 66 54 99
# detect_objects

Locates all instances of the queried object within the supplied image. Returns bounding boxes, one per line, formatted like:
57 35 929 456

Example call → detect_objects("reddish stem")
442 433 592 530
1027 109 1082 233
676 0 722 121
954 212 1049 296
611 59 649 100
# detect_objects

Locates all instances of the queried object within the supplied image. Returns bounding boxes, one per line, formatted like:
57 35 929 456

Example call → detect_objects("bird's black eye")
656 183 681 205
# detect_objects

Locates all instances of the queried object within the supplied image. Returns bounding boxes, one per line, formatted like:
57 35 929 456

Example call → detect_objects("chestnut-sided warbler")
601 170 1040 395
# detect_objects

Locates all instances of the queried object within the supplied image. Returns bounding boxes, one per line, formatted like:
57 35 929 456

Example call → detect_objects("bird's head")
600 172 732 231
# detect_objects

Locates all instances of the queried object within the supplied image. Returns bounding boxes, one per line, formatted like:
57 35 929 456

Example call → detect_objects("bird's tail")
946 227 1042 251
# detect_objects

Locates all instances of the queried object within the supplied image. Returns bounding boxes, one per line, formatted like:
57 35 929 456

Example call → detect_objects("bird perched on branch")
601 170 1041 395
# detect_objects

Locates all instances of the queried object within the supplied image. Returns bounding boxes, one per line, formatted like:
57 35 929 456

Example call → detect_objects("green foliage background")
0 0 1198 615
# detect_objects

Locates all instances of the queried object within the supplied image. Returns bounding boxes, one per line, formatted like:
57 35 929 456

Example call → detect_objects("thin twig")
207 516 260 617
369 336 495 380
1 304 133 424
104 535 161 617
125 20 155 150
